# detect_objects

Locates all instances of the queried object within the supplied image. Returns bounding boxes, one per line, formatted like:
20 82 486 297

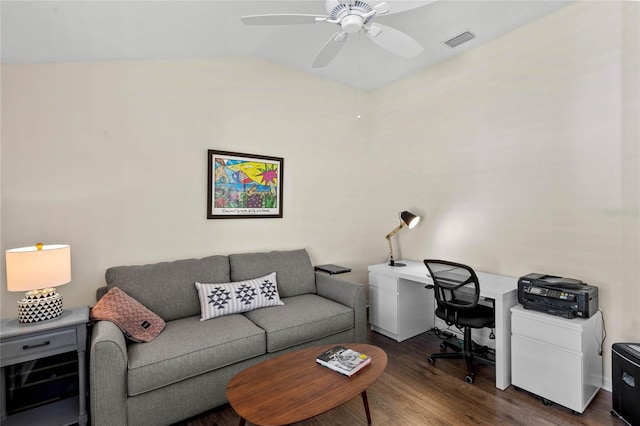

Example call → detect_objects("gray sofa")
89 249 366 426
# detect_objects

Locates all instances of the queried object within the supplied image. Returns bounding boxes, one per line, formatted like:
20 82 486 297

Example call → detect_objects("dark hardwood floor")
177 328 617 426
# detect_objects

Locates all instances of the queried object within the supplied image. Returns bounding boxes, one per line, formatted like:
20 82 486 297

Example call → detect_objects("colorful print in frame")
207 150 283 219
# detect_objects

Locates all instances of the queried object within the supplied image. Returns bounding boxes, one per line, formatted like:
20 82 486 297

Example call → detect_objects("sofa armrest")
90 320 129 426
315 271 367 343
96 285 108 301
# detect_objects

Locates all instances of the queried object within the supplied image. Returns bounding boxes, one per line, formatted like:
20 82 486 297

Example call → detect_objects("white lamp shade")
6 244 71 292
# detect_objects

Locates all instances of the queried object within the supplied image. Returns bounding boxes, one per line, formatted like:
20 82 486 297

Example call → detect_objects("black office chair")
423 259 495 384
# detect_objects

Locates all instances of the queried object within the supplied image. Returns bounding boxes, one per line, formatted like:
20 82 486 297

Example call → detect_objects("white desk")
368 260 518 390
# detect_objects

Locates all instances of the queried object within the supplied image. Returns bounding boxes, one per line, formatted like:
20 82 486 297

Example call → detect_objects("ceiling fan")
241 0 425 68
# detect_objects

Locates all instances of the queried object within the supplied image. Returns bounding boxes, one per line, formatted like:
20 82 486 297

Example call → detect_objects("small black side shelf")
314 264 351 275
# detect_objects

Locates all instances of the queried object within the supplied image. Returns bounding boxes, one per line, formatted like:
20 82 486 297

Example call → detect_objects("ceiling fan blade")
366 23 423 58
312 32 347 68
241 14 327 26
381 0 436 15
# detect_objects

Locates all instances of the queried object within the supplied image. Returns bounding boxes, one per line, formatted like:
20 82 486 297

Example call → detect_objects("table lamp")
6 243 71 323
385 211 420 267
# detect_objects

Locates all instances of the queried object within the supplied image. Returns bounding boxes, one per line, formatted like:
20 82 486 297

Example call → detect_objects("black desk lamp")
385 210 420 267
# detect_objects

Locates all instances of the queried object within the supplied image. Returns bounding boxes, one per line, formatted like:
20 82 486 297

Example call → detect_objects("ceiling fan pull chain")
357 31 363 120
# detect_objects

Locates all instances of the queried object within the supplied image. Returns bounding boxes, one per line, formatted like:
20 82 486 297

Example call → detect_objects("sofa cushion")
127 314 265 396
105 255 230 322
195 272 284 321
229 249 315 298
243 294 354 352
90 287 165 342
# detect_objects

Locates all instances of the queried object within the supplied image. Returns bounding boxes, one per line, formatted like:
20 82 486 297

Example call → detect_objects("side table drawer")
1 329 77 365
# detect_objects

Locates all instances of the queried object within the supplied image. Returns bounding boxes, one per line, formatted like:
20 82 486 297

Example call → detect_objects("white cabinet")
510 305 602 413
368 268 434 342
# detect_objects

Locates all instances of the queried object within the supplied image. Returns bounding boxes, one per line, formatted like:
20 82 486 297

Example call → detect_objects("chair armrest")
89 320 128 426
315 271 367 343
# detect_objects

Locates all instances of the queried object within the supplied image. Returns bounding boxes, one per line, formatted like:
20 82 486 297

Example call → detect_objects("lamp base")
17 288 63 323
388 260 407 267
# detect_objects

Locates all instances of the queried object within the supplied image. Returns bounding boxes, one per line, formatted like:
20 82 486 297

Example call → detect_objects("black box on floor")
611 343 640 425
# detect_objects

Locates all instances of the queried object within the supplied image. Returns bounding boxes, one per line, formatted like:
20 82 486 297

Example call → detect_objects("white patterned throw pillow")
195 272 284 321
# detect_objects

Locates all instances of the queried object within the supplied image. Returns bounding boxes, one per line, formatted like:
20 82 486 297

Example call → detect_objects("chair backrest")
423 260 481 323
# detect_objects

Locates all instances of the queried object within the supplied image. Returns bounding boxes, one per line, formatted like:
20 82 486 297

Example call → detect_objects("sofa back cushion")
229 249 315 298
105 255 230 321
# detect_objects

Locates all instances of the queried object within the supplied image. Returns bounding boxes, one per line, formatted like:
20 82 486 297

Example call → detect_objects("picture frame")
207 150 284 219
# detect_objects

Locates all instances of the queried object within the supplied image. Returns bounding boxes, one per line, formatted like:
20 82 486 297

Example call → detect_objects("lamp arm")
384 223 405 240
387 235 395 263
385 223 406 265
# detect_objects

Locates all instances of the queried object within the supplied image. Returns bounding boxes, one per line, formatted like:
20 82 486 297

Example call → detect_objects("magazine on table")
316 346 371 377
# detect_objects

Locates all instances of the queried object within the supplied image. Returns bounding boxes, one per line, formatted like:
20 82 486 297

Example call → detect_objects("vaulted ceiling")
1 1 572 90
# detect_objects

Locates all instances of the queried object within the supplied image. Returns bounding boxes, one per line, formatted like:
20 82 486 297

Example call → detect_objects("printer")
518 273 599 319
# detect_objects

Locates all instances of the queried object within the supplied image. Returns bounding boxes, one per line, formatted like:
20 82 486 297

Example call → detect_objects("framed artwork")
207 150 284 219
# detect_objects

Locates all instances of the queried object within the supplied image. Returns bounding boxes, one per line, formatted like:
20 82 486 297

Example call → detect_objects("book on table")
316 346 371 377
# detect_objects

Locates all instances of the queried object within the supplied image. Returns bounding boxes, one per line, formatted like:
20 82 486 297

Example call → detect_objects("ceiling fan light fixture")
341 15 364 33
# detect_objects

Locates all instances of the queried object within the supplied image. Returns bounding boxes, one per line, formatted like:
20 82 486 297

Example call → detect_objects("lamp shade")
400 211 420 229
6 244 71 292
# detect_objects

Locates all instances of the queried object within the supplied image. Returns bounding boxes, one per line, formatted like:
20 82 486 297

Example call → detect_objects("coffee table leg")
361 391 372 425
238 417 246 426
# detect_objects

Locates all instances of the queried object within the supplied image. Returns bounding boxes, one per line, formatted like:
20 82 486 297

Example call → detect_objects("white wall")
1 57 373 315
369 1 639 386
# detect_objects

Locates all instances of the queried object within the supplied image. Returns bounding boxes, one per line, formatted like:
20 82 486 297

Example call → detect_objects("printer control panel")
523 285 576 302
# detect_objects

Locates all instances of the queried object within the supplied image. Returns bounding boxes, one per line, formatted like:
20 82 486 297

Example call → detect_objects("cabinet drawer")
511 334 583 411
369 273 398 293
369 285 398 334
512 312 582 352
1 329 77 365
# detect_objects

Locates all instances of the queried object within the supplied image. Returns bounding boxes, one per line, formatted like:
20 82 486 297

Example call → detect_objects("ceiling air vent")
444 31 475 48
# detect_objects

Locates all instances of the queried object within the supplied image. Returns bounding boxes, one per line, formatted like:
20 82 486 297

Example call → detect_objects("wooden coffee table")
226 343 387 425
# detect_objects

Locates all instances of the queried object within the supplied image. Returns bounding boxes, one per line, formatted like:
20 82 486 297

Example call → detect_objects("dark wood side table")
1 305 89 426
